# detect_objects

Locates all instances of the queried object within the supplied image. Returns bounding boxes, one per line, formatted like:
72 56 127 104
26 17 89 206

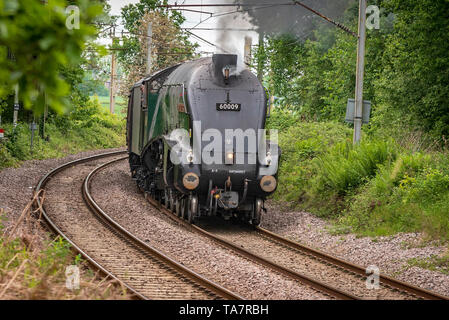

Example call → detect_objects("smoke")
240 0 354 37
214 0 355 52
212 0 354 71
213 2 255 72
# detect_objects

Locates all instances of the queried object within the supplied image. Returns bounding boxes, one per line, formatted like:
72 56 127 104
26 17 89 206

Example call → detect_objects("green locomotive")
126 54 279 225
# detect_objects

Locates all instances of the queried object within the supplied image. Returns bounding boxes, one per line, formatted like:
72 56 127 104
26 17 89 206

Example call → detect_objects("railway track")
197 220 449 300
37 153 448 300
35 152 241 300
254 226 448 300
93 155 445 300
86 157 355 300
157 207 448 299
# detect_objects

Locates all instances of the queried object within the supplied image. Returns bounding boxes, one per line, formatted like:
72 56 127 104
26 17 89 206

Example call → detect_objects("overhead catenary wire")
183 27 257 32
292 1 356 37
159 3 295 8
211 3 294 19
185 30 231 53
160 1 357 37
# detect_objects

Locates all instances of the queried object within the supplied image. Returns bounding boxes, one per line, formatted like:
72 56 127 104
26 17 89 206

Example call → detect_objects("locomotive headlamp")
224 68 230 80
225 151 234 165
183 172 199 190
266 151 273 166
186 150 194 164
260 175 277 193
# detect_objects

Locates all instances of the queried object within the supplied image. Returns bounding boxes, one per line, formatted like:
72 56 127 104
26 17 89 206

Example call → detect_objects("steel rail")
84 158 243 300
34 151 145 299
85 156 449 300
85 159 357 299
141 196 357 300
35 151 241 300
108 184 356 300
255 226 449 300
156 193 449 300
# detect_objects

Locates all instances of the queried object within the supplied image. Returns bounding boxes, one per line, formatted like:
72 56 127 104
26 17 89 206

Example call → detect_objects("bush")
338 151 449 240
271 117 449 240
266 108 300 131
312 140 398 196
270 117 352 205
0 209 130 299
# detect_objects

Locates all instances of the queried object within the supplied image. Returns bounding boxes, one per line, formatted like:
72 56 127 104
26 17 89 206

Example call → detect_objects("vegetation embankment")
0 97 125 170
268 110 449 246
0 205 130 299
259 0 449 274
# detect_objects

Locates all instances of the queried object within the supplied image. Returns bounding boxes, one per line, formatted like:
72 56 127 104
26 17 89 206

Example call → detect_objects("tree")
117 2 197 96
0 0 104 115
376 0 449 137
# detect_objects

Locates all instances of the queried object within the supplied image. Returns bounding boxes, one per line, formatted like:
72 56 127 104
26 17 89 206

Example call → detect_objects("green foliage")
257 1 449 137
0 98 125 169
376 0 449 137
0 0 104 115
340 152 449 240
0 236 67 275
0 212 130 299
117 0 197 94
270 108 449 241
312 140 398 196
0 216 72 290
269 109 352 204
121 0 184 32
266 108 300 131
257 2 449 242
94 95 127 116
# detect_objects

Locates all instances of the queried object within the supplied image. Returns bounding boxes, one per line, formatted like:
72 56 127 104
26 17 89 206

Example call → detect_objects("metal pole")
146 23 153 75
30 118 37 154
353 0 367 144
44 99 48 138
109 27 116 114
13 84 19 128
110 51 116 114
40 93 47 139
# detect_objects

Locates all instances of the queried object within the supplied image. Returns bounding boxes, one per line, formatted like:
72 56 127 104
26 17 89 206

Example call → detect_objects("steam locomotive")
126 54 279 225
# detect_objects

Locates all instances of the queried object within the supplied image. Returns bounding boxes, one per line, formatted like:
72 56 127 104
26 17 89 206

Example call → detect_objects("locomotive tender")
126 54 279 225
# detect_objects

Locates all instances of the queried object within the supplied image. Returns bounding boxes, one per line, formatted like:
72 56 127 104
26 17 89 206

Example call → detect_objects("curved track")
35 152 241 300
90 159 358 299
197 220 448 300
105 153 446 300
254 226 448 300
38 153 448 300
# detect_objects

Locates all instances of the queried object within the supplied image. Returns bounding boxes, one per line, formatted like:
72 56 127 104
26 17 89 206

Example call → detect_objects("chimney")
212 54 238 85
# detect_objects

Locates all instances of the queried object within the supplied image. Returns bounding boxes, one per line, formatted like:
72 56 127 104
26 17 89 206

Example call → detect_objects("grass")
0 204 131 299
0 97 130 298
407 253 449 275
268 108 449 243
0 97 126 170
339 152 449 240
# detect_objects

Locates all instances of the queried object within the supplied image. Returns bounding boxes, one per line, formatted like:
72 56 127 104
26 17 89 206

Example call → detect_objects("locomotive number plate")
216 103 241 111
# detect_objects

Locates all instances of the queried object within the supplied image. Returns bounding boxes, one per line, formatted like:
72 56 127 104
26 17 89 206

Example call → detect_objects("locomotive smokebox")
212 54 238 85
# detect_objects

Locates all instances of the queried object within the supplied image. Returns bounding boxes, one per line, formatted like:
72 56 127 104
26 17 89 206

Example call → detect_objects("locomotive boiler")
126 54 279 225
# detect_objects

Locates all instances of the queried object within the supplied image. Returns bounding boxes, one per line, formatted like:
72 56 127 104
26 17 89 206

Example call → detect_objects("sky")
107 0 258 60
